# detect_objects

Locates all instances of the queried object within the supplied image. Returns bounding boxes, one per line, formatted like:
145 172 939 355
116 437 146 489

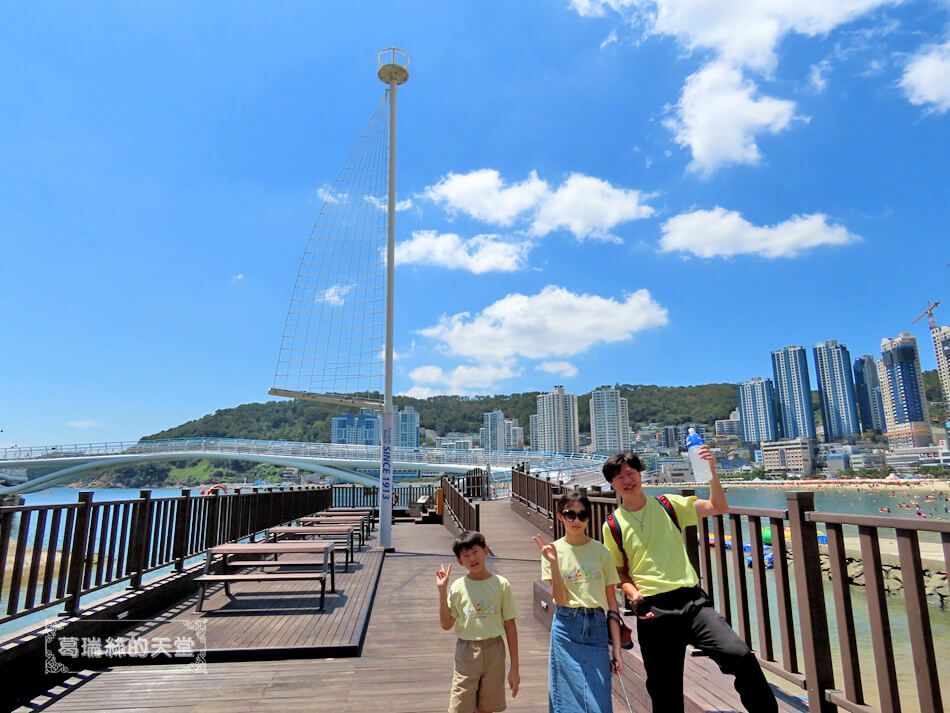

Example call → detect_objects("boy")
602 450 777 713
436 530 519 713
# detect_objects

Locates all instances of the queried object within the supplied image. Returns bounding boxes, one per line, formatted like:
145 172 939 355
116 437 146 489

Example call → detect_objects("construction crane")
912 301 941 330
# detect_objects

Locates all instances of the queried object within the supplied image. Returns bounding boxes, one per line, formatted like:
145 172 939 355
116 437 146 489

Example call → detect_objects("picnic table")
195 540 335 612
266 524 359 567
298 515 370 545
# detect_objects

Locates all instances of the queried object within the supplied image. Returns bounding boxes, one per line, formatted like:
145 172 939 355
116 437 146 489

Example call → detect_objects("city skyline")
4 3 950 447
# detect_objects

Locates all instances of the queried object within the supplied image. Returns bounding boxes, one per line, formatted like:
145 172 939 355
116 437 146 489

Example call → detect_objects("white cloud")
601 29 619 49
531 173 654 242
419 285 668 363
395 230 533 273
665 61 799 175
317 284 353 306
423 169 548 226
537 361 579 378
900 40 950 114
423 169 654 242
573 0 895 73
808 59 831 92
569 0 636 18
230 273 244 284
317 184 348 205
408 363 518 393
67 420 103 429
659 206 860 258
364 195 414 211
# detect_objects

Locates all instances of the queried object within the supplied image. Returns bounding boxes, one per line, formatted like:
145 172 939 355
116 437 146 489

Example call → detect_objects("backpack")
605 495 681 647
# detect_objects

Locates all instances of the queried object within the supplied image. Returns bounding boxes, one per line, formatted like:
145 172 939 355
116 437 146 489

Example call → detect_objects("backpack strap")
606 511 629 573
655 495 681 531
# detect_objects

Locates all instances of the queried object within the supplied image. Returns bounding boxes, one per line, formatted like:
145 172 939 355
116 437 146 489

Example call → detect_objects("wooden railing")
0 486 331 624
441 476 479 533
523 476 948 713
331 483 436 509
511 463 559 517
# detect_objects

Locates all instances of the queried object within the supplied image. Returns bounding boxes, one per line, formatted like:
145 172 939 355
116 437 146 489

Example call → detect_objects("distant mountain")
144 382 741 445
145 368 943 444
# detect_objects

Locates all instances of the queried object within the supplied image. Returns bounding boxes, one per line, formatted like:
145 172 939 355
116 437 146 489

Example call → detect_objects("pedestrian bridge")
0 437 606 494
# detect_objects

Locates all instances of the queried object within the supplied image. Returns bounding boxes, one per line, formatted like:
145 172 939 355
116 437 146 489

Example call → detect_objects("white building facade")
536 385 579 454
589 387 631 454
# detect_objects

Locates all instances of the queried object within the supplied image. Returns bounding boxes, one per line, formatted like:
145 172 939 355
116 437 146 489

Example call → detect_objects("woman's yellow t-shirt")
601 494 699 598
540 538 620 610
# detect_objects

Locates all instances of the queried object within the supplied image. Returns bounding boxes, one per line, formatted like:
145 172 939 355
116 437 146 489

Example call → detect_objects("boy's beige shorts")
448 636 507 713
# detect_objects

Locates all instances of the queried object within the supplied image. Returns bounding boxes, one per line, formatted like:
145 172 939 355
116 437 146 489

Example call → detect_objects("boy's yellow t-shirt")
448 573 518 640
601 494 699 598
540 538 620 610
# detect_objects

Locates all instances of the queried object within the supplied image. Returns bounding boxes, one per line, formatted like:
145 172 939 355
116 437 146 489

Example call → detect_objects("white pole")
379 77 398 552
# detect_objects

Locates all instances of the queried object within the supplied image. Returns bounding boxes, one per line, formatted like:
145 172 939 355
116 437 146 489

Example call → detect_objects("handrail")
511 466 947 713
441 475 479 534
0 485 331 624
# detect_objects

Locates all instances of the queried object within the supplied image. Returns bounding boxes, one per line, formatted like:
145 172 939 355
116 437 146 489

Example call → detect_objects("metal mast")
377 48 409 552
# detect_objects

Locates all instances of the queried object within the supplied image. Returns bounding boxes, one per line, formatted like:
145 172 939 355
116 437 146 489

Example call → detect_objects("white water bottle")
686 427 713 483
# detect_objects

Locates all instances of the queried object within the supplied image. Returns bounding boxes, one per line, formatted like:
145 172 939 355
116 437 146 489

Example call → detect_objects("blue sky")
3 1 950 447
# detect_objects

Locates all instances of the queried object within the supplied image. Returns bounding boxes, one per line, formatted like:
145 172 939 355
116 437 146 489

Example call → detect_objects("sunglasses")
561 509 590 522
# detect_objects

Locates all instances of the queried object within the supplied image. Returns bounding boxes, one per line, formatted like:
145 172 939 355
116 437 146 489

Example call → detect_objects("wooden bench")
195 541 334 613
194 571 327 612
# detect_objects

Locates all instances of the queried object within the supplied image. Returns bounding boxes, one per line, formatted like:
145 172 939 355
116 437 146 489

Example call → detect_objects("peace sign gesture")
435 563 452 590
532 534 559 566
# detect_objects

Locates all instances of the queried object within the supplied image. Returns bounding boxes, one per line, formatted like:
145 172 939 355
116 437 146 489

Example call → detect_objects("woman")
533 490 623 713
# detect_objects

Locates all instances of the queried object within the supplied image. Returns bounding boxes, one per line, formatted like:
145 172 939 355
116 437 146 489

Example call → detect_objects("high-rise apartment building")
330 408 381 446
536 385 579 454
853 355 885 434
737 377 778 445
395 405 420 448
589 387 631 454
529 414 538 449
812 340 860 442
504 419 524 450
932 324 950 423
482 410 505 451
771 346 817 440
878 333 932 448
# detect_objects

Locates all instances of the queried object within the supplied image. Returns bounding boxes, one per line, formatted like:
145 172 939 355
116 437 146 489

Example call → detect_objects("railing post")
475 502 480 533
128 490 152 590
63 491 93 616
787 491 836 713
678 488 701 580
172 489 190 571
205 491 221 549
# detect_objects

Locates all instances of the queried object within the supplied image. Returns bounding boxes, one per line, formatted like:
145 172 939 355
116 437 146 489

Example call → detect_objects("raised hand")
532 534 558 566
435 563 452 590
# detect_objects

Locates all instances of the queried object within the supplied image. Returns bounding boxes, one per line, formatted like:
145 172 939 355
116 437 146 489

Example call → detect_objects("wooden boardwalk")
120 537 385 658
15 501 790 713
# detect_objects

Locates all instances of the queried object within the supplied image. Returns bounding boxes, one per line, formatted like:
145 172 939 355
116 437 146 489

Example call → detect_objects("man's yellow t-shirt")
601 495 699 598
448 573 519 640
540 538 620 610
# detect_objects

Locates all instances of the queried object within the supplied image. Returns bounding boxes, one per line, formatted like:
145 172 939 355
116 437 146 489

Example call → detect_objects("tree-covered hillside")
145 383 742 444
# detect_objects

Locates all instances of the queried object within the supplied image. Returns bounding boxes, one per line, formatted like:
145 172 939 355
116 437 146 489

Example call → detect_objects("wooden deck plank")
16 500 800 713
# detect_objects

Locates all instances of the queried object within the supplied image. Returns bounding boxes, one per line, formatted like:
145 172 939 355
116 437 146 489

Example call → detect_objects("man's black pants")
636 586 778 713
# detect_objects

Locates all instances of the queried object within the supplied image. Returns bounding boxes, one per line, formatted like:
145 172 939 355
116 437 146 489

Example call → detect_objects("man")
601 450 777 713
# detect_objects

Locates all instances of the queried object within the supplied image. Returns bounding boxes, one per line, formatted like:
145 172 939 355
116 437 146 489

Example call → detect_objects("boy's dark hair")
453 530 487 557
602 451 643 483
560 489 592 513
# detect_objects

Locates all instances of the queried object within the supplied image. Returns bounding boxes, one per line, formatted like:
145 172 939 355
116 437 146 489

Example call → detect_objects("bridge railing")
0 486 331 625
532 485 948 713
0 437 606 477
441 475 479 534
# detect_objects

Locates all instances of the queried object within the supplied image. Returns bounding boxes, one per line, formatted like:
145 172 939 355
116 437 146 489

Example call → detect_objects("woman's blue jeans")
549 605 612 713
